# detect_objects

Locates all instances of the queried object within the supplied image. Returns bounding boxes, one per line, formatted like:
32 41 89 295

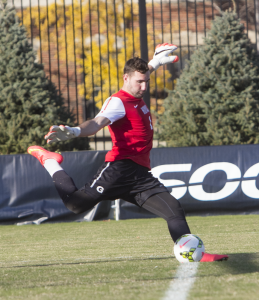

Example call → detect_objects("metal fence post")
139 0 150 110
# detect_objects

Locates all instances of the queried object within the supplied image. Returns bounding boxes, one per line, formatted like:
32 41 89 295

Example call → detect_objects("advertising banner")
0 151 111 224
120 144 259 218
150 144 259 214
1 144 259 224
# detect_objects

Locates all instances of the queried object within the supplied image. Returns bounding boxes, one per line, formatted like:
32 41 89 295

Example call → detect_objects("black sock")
52 170 78 198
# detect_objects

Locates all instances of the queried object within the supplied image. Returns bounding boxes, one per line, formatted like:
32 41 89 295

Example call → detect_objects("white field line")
162 262 199 300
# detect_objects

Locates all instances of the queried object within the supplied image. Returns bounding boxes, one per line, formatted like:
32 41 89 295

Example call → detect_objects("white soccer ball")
174 234 205 263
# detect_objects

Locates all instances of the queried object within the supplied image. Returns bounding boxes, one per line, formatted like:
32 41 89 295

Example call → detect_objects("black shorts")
80 159 168 206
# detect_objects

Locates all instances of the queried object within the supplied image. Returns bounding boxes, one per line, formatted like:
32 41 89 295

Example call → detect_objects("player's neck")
121 87 143 99
121 87 134 97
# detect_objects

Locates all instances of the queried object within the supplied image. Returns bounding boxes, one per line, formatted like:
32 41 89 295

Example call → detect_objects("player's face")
123 71 150 98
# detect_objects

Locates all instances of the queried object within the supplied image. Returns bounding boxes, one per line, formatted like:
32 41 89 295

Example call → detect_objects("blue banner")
150 144 259 214
1 144 259 224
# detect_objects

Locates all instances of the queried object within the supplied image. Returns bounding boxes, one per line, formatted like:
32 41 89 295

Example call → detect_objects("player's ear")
123 73 129 82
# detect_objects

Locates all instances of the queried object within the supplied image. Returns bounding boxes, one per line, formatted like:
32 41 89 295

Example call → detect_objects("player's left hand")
148 43 179 71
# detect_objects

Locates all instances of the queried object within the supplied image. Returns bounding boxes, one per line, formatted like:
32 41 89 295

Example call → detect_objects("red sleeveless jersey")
99 90 153 169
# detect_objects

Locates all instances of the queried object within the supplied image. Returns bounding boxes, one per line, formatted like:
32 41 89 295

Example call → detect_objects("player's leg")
142 192 228 262
127 163 190 242
27 146 100 214
52 170 100 213
142 192 190 242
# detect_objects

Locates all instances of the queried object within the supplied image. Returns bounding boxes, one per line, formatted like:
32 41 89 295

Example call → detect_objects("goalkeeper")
28 43 227 262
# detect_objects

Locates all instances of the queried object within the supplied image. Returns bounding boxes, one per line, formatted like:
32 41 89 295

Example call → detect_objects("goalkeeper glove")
44 125 81 144
148 43 179 71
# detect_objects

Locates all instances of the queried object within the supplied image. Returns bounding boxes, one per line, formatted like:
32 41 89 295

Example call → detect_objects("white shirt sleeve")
95 96 126 124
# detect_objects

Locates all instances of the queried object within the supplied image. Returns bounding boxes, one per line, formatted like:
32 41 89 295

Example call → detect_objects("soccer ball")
174 234 205 263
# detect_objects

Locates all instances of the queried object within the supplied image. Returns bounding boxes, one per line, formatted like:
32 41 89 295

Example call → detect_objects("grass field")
0 215 258 300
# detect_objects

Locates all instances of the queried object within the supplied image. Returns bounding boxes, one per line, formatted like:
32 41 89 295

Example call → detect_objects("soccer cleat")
200 253 229 262
27 146 63 166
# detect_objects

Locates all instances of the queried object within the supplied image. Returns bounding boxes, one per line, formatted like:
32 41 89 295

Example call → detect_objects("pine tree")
157 9 259 147
0 1 89 154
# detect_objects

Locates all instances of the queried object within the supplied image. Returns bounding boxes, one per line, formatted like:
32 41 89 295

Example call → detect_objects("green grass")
0 215 258 300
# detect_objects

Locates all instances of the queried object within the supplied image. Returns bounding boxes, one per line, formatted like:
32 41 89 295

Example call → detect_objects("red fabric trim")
101 97 113 113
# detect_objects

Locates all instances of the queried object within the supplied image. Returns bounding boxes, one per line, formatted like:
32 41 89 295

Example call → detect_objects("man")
28 43 228 262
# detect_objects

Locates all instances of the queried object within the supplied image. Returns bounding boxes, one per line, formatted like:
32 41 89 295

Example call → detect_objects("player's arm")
44 116 111 144
79 116 111 137
148 43 179 74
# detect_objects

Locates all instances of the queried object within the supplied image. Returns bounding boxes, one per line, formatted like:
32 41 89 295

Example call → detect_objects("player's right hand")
44 125 81 144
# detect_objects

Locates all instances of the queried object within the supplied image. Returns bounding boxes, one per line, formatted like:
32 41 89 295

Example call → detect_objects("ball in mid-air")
174 234 205 263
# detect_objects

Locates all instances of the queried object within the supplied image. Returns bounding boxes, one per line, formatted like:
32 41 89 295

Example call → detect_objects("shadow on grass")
1 256 173 269
4 253 259 276
200 252 259 276
219 252 259 275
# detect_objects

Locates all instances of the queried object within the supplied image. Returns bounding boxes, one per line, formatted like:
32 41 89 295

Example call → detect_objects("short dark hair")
124 57 149 75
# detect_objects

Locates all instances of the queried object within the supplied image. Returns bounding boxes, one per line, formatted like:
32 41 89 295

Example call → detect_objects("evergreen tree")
0 1 89 154
157 9 259 147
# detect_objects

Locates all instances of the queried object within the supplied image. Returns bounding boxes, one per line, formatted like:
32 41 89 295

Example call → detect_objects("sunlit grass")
0 216 258 299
